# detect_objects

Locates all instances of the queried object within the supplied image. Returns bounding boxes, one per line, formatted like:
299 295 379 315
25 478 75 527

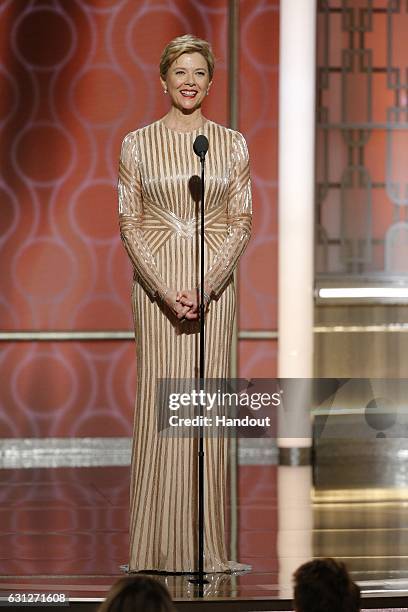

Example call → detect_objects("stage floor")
1 438 408 610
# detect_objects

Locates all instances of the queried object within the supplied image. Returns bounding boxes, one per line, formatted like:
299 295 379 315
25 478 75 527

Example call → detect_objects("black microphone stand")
190 136 209 593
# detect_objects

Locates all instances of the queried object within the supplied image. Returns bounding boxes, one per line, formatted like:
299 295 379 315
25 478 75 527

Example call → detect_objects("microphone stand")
190 138 209 593
198 149 207 590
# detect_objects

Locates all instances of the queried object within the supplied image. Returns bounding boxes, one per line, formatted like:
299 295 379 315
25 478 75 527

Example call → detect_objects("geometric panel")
316 0 408 276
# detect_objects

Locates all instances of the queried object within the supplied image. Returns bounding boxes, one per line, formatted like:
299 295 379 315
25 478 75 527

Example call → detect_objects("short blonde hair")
160 34 215 81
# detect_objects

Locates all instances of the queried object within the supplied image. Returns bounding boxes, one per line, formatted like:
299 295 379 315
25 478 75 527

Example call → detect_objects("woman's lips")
180 90 197 98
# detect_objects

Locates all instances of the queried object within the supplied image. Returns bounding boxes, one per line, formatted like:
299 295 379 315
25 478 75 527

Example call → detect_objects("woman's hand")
176 288 209 319
176 289 198 320
164 289 193 320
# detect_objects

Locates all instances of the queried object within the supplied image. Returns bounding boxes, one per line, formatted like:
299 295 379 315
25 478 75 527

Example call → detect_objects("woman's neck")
162 108 206 132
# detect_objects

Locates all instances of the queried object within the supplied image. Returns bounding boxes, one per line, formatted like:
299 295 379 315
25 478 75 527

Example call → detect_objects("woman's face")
161 52 211 113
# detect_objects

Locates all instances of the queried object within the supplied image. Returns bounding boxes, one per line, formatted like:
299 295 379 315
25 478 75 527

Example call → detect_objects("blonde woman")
118 34 252 573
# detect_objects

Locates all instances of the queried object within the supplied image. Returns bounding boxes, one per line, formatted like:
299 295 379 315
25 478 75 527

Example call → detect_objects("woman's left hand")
176 289 209 320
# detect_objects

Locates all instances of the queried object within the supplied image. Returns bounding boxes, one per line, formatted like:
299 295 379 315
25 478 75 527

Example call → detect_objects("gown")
117 118 252 573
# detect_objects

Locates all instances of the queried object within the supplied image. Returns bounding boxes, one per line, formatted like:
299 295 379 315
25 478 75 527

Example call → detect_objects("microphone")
193 135 209 160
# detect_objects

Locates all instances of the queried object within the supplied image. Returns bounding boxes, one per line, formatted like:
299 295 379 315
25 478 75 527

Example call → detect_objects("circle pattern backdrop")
0 0 278 439
0 0 278 574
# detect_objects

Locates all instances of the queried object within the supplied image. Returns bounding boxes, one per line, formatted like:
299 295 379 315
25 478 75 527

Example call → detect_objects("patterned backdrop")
316 0 408 276
0 0 402 576
0 0 278 438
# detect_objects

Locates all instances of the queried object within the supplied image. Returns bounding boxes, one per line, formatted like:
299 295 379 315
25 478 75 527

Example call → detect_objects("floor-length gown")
118 118 252 573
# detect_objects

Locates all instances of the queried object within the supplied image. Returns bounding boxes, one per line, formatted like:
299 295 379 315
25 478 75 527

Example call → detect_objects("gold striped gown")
118 118 252 573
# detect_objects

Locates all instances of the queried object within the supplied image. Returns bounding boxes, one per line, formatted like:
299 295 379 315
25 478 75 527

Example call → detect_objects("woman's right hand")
176 288 210 319
164 289 194 320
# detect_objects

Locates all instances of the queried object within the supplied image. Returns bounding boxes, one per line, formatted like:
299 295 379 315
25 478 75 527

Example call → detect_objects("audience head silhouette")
98 575 175 612
293 558 360 612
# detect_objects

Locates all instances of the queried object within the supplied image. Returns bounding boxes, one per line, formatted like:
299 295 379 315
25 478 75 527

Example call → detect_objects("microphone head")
193 135 209 158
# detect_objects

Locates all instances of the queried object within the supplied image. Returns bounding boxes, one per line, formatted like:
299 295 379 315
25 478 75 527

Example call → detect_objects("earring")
206 89 209 95
164 88 168 94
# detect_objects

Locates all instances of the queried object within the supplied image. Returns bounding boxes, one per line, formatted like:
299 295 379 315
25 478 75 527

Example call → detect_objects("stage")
2 435 408 611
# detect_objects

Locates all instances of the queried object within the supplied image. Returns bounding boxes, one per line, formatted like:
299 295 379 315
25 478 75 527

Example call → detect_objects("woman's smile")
180 89 198 98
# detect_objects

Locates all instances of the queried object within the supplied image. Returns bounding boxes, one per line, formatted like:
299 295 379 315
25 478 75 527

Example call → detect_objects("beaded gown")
118 118 252 573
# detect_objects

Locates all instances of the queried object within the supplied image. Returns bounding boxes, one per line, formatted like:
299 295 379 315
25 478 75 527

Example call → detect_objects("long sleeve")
204 131 252 297
118 133 169 301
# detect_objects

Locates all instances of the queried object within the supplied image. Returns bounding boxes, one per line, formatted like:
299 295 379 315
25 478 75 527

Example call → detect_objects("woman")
118 34 252 573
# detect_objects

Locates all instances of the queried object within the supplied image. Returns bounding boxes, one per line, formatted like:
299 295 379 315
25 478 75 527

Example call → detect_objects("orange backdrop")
0 0 278 439
0 1 279 570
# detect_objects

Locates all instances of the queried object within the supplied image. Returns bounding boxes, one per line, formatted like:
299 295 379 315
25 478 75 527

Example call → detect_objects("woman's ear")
160 77 167 93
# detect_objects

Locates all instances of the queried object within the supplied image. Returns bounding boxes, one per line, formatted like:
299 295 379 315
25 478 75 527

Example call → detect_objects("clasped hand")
165 289 209 321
